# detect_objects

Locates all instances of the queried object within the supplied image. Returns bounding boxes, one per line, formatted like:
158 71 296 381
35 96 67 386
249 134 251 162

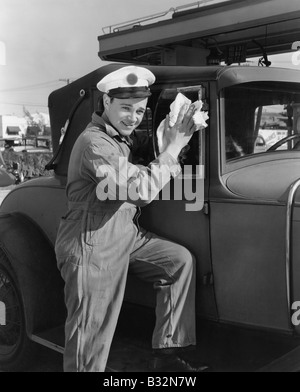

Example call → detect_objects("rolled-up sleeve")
80 139 181 206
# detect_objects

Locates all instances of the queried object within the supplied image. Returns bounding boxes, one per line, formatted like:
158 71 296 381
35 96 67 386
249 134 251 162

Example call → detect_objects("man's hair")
97 94 114 115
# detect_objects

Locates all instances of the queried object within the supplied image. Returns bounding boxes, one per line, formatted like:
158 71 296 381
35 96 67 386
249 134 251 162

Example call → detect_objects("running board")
30 325 65 354
31 334 64 354
29 326 119 372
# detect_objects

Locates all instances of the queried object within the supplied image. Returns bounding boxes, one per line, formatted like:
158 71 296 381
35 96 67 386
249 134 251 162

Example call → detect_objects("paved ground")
23 345 63 373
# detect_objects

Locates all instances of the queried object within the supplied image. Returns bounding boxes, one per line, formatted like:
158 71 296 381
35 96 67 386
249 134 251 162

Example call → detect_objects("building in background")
0 115 27 145
0 113 51 148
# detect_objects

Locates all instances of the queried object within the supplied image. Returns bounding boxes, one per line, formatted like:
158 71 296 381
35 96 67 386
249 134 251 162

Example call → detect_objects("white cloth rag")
157 93 209 153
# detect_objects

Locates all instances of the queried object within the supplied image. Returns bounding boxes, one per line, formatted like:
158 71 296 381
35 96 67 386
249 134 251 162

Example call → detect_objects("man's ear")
103 93 110 109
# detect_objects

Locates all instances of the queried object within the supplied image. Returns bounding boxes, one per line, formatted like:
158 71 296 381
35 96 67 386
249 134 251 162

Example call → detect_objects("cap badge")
126 73 138 85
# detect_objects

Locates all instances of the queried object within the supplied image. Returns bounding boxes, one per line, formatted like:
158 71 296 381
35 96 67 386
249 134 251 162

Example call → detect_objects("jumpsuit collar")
91 111 133 148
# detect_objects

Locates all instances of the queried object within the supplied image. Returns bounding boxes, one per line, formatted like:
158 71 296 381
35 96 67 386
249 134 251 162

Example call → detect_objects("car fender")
0 212 66 336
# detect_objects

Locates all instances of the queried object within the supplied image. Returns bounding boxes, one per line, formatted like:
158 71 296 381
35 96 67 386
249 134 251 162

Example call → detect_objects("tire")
0 249 36 371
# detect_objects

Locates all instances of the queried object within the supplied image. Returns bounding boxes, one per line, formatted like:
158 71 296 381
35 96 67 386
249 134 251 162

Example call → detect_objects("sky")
0 0 299 117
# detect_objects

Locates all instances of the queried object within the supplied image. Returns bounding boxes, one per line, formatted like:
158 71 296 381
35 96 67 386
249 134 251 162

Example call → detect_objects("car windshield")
223 81 300 162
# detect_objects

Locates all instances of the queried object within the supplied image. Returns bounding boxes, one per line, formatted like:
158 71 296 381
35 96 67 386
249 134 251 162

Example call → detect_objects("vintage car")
1 63 300 371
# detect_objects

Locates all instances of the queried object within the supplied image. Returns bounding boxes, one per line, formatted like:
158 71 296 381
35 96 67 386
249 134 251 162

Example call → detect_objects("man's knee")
172 245 195 279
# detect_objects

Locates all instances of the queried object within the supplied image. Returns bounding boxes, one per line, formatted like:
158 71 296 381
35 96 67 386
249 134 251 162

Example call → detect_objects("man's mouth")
121 121 135 128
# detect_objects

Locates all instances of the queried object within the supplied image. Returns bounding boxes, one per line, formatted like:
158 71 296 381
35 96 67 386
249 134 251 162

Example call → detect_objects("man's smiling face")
103 95 148 136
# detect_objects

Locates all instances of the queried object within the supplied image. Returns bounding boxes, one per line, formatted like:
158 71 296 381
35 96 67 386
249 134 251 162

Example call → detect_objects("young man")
55 66 207 372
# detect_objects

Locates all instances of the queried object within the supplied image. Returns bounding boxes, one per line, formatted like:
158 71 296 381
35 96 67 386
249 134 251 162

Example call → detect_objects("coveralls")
55 112 196 372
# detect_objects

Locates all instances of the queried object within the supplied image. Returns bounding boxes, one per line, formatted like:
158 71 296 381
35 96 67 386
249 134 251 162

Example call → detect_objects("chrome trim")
286 178 300 326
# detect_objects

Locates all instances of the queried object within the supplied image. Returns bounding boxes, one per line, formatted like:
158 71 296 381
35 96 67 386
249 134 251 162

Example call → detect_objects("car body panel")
0 211 66 334
224 159 300 201
1 176 67 246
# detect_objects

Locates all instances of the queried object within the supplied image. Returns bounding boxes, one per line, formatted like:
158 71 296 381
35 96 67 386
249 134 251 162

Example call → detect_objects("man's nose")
127 112 136 123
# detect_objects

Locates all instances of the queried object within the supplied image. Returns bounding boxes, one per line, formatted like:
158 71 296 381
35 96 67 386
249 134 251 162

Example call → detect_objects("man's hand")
163 104 197 160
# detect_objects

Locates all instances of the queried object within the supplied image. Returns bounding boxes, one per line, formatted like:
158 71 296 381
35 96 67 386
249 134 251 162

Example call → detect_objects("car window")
131 107 154 165
254 104 290 152
223 82 300 162
153 84 209 171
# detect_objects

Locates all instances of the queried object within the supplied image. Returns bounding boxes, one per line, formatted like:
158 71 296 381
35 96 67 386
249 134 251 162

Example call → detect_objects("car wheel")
0 249 36 371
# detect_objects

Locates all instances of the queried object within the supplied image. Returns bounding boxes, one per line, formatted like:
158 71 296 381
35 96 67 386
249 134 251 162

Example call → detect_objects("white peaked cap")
97 66 155 97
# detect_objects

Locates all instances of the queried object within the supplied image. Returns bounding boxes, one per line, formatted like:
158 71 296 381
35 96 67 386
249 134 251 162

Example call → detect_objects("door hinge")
203 202 209 215
203 273 214 286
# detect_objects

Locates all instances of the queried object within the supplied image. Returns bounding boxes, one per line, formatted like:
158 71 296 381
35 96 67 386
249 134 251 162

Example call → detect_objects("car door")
209 79 300 333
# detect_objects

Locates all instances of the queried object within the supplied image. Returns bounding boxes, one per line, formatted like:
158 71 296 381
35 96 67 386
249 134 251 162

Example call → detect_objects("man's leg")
59 250 130 372
129 229 209 371
129 229 196 351
57 211 138 372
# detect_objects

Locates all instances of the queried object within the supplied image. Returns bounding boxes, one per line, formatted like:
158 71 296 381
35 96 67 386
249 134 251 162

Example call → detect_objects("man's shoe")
149 355 209 372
